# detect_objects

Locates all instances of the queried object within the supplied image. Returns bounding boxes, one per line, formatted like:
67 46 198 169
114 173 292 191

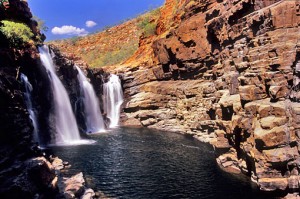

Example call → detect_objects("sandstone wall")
120 0 300 193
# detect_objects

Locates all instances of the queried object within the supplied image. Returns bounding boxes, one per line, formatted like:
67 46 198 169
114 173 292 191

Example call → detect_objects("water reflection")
50 127 274 199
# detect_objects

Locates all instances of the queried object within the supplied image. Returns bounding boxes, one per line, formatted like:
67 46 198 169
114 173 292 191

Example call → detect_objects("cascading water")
103 74 123 128
38 45 82 145
20 74 39 143
76 66 105 133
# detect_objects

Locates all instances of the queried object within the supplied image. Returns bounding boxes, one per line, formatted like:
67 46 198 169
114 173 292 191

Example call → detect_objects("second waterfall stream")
76 66 105 133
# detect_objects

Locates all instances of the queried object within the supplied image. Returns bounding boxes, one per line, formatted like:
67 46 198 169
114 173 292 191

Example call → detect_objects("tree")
0 20 34 47
33 16 48 33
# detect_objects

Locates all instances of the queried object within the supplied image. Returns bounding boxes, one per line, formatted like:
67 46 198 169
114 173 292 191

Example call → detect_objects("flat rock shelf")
49 127 275 199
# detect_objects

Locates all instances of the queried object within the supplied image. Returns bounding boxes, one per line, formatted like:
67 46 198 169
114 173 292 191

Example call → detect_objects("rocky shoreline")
51 156 96 199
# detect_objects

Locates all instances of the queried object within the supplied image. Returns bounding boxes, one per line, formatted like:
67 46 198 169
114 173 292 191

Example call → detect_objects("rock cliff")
110 0 300 195
0 1 97 198
0 1 56 197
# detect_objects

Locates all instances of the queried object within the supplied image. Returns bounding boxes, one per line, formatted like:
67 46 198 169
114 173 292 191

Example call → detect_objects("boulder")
80 188 95 199
288 175 299 189
258 178 288 191
259 116 287 130
52 157 64 170
263 147 298 163
254 125 289 148
122 117 142 126
60 172 86 199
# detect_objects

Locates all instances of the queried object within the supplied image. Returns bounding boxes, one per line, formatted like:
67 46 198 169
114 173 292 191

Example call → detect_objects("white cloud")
85 20 97 28
51 25 88 36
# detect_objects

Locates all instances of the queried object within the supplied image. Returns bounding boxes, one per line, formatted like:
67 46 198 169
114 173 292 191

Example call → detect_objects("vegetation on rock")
0 20 35 47
33 15 48 33
138 8 160 37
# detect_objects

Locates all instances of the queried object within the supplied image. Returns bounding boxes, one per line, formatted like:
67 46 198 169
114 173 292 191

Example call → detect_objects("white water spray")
76 66 105 133
103 74 123 128
39 45 82 145
21 74 39 143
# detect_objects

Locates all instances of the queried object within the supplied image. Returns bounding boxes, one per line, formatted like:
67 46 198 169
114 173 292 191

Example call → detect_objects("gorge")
1 0 300 198
107 0 300 196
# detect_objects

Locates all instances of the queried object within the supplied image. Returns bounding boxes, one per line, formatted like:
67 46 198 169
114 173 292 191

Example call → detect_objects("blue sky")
27 0 165 41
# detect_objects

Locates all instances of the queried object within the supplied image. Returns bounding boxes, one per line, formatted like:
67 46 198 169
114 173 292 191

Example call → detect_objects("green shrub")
0 20 34 47
33 16 48 33
143 22 156 37
137 8 160 37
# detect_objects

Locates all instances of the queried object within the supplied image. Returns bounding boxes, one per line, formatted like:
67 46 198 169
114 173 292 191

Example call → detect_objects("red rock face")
119 0 300 194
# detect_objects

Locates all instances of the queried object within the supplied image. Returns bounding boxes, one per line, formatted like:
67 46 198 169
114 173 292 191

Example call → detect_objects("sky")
27 0 165 41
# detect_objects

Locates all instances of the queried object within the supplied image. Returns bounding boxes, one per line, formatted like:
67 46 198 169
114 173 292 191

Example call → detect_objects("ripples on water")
50 127 274 199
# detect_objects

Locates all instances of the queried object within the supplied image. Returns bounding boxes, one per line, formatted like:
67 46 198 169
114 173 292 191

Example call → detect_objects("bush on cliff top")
0 20 34 47
33 16 49 33
137 8 160 37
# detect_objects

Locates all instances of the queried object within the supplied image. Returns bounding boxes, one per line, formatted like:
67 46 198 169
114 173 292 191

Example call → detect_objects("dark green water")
50 127 274 199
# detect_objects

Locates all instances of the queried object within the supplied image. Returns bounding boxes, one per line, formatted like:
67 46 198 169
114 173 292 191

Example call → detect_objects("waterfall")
20 74 39 143
76 66 105 133
38 45 82 145
103 74 123 128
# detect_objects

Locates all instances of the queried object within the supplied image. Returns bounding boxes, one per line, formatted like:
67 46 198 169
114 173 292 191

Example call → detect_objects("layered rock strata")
116 0 300 194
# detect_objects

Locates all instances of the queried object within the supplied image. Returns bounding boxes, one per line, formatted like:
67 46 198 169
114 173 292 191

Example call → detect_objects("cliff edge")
115 0 300 195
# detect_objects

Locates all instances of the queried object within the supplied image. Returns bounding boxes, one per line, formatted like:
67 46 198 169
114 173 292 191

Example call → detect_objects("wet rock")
60 172 86 199
216 150 241 174
122 117 142 126
141 118 157 127
52 157 64 170
81 188 95 199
